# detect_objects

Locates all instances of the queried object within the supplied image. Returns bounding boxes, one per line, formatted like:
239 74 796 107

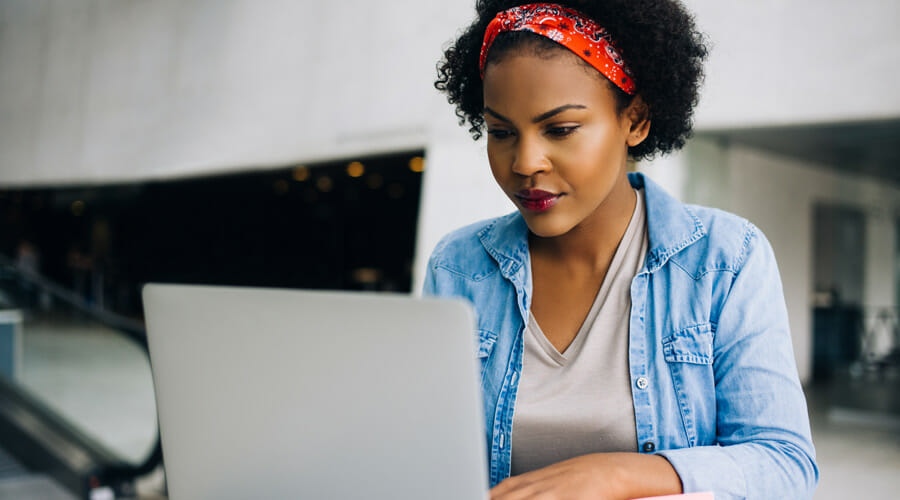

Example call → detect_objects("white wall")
0 0 474 186
685 0 900 128
649 138 900 383
2 0 900 186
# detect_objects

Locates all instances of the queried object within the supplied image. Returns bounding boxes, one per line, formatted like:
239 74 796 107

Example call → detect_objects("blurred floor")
9 321 900 499
807 369 900 500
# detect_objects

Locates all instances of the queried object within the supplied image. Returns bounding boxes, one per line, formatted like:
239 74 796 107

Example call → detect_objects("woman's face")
482 48 646 239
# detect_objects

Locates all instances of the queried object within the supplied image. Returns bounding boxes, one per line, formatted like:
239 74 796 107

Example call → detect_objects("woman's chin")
520 212 573 240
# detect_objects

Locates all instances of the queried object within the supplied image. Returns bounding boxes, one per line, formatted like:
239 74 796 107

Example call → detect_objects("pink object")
631 494 714 500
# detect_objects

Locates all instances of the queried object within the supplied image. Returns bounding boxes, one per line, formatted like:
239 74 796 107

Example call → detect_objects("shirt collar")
477 172 706 276
629 172 706 273
477 212 530 283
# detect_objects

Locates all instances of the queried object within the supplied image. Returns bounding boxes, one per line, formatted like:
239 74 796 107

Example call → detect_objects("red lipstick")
515 189 560 213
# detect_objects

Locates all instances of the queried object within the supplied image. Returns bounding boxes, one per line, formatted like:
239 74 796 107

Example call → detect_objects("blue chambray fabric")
423 172 818 499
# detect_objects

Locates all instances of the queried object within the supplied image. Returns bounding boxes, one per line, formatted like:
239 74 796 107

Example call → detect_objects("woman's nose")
510 137 550 176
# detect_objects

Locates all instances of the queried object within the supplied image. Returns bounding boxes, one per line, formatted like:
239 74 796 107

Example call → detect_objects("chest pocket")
662 324 713 364
662 323 715 446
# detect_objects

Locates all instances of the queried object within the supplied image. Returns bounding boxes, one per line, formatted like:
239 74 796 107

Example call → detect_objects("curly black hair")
435 0 708 160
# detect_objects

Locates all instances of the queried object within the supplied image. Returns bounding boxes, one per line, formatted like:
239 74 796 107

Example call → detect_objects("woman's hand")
489 452 682 500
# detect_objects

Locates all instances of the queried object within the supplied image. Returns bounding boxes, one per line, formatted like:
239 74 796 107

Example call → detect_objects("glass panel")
0 266 157 466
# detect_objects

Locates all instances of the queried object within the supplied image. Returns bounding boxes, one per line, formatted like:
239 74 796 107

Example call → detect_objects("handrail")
0 254 145 340
0 253 163 480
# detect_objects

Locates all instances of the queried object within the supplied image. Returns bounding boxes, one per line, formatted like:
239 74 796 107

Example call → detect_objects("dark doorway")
812 203 866 380
0 151 426 319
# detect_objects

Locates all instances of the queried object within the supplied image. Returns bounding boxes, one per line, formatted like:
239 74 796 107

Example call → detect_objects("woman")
424 1 818 499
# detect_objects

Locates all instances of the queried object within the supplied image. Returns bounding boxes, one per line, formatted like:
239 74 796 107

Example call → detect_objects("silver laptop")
142 284 488 499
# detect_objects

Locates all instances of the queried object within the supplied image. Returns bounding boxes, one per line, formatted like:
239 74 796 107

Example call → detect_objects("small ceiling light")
293 166 310 181
408 156 425 173
346 161 365 178
316 176 334 192
71 200 85 216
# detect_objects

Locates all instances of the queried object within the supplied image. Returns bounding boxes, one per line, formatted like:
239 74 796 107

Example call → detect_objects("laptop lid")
142 284 488 500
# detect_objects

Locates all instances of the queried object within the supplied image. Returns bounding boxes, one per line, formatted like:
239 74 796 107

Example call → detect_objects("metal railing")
0 253 163 498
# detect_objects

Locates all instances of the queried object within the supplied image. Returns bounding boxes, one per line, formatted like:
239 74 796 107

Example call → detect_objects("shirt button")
642 441 656 453
636 377 649 390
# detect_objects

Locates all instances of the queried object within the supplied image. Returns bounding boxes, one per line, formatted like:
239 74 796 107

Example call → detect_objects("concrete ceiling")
699 118 900 186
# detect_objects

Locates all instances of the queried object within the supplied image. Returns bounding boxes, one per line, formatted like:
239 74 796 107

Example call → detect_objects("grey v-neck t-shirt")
510 188 648 476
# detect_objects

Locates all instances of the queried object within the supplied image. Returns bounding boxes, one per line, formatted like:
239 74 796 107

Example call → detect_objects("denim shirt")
423 173 818 499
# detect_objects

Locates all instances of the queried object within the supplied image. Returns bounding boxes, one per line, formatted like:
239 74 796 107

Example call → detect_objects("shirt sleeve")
657 222 819 499
422 250 439 297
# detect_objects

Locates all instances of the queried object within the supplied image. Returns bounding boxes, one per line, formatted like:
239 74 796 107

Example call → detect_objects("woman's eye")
487 129 514 140
546 125 579 137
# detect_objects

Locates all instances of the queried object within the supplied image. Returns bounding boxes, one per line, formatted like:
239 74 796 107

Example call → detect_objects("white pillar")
412 115 514 295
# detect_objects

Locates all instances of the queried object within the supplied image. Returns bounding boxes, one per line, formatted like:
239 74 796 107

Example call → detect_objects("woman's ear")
625 96 651 147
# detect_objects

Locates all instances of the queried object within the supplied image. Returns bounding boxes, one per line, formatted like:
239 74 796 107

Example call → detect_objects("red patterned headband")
479 3 636 95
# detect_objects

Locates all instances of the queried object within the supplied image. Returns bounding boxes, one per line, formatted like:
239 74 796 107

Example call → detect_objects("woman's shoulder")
672 203 771 277
427 212 522 279
687 203 756 241
638 174 765 272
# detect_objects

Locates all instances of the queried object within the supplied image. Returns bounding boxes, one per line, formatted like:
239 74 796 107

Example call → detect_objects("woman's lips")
515 189 561 213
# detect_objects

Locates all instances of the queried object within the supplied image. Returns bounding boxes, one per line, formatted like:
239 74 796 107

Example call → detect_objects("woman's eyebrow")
484 107 512 123
483 104 587 124
532 104 586 123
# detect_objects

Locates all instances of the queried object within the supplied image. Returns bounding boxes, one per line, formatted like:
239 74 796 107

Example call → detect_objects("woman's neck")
529 172 637 274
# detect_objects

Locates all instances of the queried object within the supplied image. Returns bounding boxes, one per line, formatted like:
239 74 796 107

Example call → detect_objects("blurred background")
0 0 898 498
